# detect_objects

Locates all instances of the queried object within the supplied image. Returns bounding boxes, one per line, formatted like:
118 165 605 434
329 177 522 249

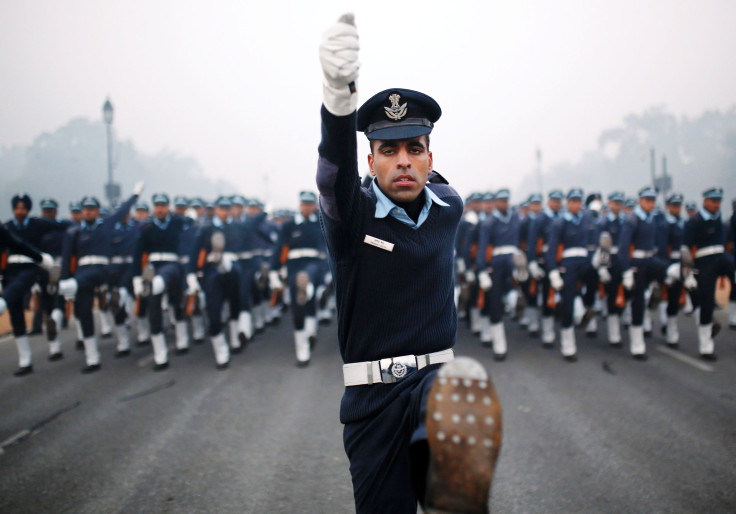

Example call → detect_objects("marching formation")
457 186 736 362
0 184 335 376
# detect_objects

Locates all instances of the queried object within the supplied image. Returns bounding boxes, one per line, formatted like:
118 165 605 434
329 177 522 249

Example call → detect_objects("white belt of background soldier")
111 256 134 264
6 254 36 265
491 245 518 256
206 251 239 263
343 349 455 386
287 248 324 260
77 255 110 267
561 247 588 259
631 249 656 259
694 245 724 259
148 252 179 263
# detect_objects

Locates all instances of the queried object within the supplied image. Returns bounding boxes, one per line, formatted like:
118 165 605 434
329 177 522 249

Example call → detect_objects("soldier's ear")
367 154 376 177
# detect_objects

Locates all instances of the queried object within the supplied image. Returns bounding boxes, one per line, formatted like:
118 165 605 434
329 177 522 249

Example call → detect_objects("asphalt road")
0 306 734 513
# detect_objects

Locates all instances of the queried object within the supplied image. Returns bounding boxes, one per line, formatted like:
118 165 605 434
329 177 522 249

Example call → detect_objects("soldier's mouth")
394 174 415 186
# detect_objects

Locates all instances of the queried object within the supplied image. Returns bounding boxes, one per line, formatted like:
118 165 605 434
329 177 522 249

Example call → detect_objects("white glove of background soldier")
186 273 200 295
319 14 360 116
478 271 492 291
528 260 545 280
622 269 635 290
549 269 563 291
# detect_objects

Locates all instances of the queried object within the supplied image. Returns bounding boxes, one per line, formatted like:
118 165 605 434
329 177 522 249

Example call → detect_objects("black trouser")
201 265 239 336
482 254 513 323
693 253 734 325
559 257 595 328
604 259 624 315
286 259 322 330
148 262 184 335
73 265 108 338
2 265 40 337
630 257 668 326
107 263 134 325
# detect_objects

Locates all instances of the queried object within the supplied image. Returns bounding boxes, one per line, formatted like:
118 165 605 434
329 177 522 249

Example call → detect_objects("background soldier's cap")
624 197 637 208
469 192 484 202
174 196 189 207
190 197 204 208
685 201 697 210
40 198 58 210
520 201 530 208
231 195 247 207
665 192 684 205
135 201 150 212
11 193 32 211
495 189 511 201
702 187 723 200
69 201 82 212
567 188 584 200
548 190 564 200
215 196 232 208
528 193 543 203
638 186 657 199
482 192 495 202
81 196 100 208
205 201 215 210
299 191 317 204
357 88 441 141
247 198 262 208
152 193 170 205
607 191 625 203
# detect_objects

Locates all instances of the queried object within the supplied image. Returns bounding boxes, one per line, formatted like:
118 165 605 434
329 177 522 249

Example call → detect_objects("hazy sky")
1 0 735 206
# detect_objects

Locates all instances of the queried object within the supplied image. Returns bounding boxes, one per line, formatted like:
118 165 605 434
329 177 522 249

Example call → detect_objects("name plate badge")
364 235 394 252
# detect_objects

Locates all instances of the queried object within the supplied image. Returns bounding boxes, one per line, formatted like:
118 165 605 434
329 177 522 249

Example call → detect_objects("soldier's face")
548 199 561 212
608 201 622 215
215 206 230 222
667 204 681 217
300 202 317 218
134 209 149 221
246 205 261 217
42 208 57 220
82 207 99 223
495 199 509 214
153 204 170 221
703 198 720 214
175 206 187 216
639 197 655 213
13 204 29 222
529 202 542 214
71 211 82 223
368 136 432 203
231 205 244 218
567 199 582 215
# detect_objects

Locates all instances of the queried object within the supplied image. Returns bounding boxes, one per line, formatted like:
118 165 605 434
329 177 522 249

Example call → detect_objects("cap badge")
384 93 407 121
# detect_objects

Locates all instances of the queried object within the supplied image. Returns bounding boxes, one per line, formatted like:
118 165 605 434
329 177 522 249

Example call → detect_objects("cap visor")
366 125 432 141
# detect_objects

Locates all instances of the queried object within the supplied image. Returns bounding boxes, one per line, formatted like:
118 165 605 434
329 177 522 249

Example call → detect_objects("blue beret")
40 198 58 209
666 192 684 205
567 188 583 200
152 193 170 205
607 191 625 203
81 196 100 208
69 201 82 212
357 88 441 141
11 194 32 211
495 188 510 201
215 196 232 208
638 186 657 199
702 187 723 200
527 193 543 203
299 191 317 204
548 190 564 200
135 202 150 212
173 196 189 207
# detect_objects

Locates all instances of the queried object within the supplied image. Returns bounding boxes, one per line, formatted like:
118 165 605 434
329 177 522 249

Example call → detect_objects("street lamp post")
102 98 120 207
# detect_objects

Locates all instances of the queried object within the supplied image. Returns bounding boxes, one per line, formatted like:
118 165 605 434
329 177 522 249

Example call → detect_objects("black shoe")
27 328 43 336
481 341 493 348
700 353 717 361
153 361 169 371
729 323 736 330
136 339 151 347
712 322 721 338
309 335 317 350
238 332 250 348
318 318 331 326
661 326 667 335
174 347 189 356
542 342 554 350
216 361 230 370
13 365 33 376
585 331 597 339
492 353 506 362
296 359 310 368
46 318 58 341
100 332 113 340
76 340 84 350
609 341 623 348
230 346 243 355
528 330 540 338
579 308 595 329
193 338 205 345
563 354 578 363
666 342 679 349
48 352 64 362
643 330 652 338
81 363 101 374
256 327 265 334
632 354 648 361
114 349 131 358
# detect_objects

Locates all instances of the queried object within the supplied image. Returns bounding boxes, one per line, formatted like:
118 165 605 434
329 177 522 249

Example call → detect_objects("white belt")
179 256 190 264
343 349 455 386
111 256 134 264
287 248 321 260
7 254 36 264
561 247 588 259
78 255 110 266
695 245 725 258
669 251 681 260
148 252 179 262
239 251 257 260
492 245 518 256
262 250 273 258
609 247 619 255
206 251 239 263
631 249 656 259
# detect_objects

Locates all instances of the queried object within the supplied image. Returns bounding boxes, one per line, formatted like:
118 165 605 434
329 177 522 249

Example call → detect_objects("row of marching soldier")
0 183 333 376
456 186 735 362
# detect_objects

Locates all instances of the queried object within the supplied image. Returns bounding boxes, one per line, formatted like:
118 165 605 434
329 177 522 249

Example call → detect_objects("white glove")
40 252 54 271
319 14 360 116
549 269 563 291
455 258 466 274
664 263 681 286
528 261 545 280
598 267 612 284
218 253 233 273
683 269 697 291
269 270 284 291
622 269 635 290
186 273 200 295
133 181 145 196
478 271 492 291
132 276 144 297
512 268 529 282
591 248 602 269
464 270 475 284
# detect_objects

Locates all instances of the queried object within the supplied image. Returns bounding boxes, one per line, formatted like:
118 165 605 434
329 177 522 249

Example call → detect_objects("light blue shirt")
372 180 449 230
698 207 721 221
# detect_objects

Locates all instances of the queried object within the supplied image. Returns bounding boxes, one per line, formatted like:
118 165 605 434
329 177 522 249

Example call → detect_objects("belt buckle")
380 355 417 384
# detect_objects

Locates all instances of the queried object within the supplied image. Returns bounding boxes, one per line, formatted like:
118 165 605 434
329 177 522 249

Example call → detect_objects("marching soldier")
685 201 698 219
37 198 66 360
245 198 282 329
269 191 326 366
596 191 626 346
58 186 142 372
657 193 689 347
133 192 189 371
69 202 83 225
682 187 734 360
526 189 564 346
518 193 543 336
545 188 598 361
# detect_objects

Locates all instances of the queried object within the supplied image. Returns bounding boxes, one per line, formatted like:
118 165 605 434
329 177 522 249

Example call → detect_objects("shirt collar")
563 211 583 224
607 212 621 223
294 213 318 225
152 214 171 230
544 207 559 219
492 208 512 223
13 217 30 229
212 216 224 227
634 205 654 222
699 207 721 221
81 218 103 230
372 180 449 221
